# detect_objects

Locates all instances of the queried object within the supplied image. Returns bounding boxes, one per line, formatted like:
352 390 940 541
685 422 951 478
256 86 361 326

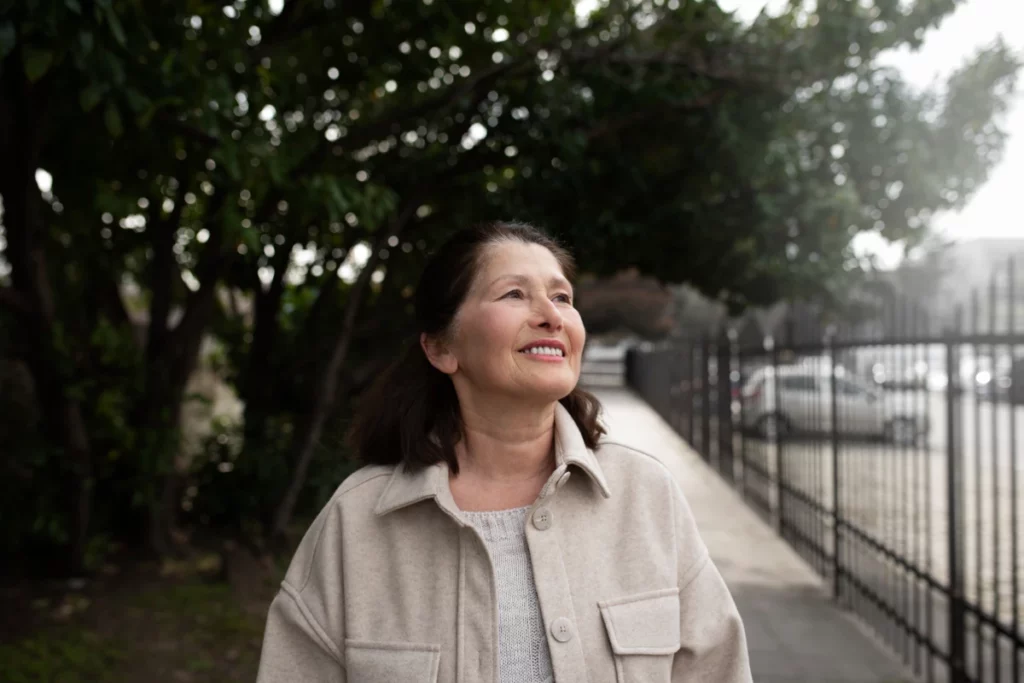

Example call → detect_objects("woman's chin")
518 376 579 402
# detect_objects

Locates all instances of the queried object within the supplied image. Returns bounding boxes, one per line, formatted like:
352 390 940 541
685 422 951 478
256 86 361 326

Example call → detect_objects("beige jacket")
257 404 752 682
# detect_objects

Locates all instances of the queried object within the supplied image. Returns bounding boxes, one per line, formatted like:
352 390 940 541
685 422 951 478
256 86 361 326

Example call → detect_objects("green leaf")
80 84 104 112
102 5 127 46
65 0 82 14
325 177 349 213
23 47 53 83
242 224 262 253
266 156 284 184
0 22 15 62
78 30 94 55
218 148 242 181
104 101 123 138
124 88 149 113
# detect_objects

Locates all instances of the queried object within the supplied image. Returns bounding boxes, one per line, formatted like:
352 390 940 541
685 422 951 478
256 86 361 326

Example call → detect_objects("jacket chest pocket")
599 587 680 683
344 640 440 683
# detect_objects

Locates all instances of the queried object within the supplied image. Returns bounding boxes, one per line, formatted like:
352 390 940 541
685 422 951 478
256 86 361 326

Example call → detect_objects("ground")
1 539 286 683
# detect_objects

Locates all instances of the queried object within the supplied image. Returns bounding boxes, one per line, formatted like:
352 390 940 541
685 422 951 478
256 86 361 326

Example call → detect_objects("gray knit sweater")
462 506 554 683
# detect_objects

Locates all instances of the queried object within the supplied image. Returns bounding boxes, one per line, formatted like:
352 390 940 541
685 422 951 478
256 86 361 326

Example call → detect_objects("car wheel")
756 413 791 440
885 417 917 446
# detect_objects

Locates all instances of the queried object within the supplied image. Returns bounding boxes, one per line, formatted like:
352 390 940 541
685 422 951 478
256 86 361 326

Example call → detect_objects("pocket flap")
599 587 681 656
345 640 441 682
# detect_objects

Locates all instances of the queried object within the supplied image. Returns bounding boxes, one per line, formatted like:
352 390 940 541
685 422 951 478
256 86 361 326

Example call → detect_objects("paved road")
593 387 914 683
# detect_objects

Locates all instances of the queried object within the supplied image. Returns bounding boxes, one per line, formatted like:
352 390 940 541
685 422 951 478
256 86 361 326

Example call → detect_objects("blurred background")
1 0 1022 681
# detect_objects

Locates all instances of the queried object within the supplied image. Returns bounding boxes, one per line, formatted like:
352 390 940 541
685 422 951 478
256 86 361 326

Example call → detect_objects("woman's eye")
503 289 524 299
554 293 573 304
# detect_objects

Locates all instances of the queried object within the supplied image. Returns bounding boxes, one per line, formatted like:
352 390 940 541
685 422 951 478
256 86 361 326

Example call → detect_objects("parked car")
975 353 1018 402
739 365 928 444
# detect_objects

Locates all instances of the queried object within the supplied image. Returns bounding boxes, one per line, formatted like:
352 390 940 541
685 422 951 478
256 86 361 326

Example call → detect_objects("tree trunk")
270 204 417 538
0 54 92 574
240 236 295 453
140 195 231 555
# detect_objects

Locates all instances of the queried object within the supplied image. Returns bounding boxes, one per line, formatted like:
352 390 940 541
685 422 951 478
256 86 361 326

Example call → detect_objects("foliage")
0 628 126 683
0 0 1019 569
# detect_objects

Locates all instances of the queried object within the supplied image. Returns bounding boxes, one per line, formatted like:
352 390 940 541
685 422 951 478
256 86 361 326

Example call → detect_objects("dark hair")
348 221 605 474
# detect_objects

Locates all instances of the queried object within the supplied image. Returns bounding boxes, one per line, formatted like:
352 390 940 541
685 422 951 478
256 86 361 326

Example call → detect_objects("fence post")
688 343 696 446
945 319 967 683
735 339 746 499
717 330 733 482
771 338 784 535
829 333 841 601
701 336 712 462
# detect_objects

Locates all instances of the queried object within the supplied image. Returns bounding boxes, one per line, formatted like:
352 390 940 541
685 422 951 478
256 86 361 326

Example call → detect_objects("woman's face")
435 240 585 404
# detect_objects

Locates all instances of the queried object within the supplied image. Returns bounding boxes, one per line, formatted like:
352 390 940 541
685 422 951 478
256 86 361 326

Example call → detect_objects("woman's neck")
455 401 558 482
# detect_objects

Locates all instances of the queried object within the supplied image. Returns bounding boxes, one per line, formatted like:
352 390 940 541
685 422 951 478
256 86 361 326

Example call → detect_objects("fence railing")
625 258 1023 683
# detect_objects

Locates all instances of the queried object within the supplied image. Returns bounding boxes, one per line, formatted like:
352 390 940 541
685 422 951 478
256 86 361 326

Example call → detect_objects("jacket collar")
374 402 611 517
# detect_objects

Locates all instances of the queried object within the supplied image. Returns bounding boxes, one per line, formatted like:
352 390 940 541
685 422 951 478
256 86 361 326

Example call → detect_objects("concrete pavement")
594 387 913 683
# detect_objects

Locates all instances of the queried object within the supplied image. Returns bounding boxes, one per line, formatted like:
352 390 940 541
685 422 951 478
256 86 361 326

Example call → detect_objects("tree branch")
166 190 229 353
146 167 190 360
585 91 726 142
271 196 422 537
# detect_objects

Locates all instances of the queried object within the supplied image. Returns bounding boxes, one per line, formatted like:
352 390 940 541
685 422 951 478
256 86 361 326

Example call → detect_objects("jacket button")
555 471 572 490
533 507 553 531
551 617 574 643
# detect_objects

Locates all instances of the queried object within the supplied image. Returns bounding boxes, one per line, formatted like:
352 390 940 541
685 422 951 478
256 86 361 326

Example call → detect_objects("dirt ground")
1 540 286 683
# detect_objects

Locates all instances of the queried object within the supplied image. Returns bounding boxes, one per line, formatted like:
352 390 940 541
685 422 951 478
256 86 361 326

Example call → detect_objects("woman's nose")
533 299 564 330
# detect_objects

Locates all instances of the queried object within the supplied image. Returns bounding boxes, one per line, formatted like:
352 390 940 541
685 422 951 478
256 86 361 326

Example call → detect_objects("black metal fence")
625 258 1023 683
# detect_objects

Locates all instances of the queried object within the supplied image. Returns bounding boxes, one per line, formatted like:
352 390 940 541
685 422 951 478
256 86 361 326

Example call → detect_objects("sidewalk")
594 388 912 683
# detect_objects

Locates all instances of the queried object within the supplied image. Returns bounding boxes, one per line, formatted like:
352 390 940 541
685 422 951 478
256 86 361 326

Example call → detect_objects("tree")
0 0 1018 571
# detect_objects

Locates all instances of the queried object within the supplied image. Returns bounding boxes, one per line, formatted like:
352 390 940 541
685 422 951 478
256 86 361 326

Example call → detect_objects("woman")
257 222 751 682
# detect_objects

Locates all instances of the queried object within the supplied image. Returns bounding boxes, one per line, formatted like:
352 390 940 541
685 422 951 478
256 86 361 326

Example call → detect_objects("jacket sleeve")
670 481 753 682
257 500 347 682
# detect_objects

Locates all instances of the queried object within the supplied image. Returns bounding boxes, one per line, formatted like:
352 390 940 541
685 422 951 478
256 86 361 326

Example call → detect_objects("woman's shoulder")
592 437 680 488
322 463 397 511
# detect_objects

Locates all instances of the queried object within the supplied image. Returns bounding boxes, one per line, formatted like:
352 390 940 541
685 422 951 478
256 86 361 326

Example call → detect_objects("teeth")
522 346 564 357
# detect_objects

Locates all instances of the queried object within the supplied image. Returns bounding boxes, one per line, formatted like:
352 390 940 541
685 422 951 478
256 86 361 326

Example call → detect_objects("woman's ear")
420 332 458 375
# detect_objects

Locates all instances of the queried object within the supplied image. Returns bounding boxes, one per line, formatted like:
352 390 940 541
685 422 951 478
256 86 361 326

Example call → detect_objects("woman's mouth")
519 345 565 359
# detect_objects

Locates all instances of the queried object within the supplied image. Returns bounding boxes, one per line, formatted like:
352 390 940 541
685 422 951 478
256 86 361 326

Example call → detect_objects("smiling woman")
256 222 752 683
349 222 604 476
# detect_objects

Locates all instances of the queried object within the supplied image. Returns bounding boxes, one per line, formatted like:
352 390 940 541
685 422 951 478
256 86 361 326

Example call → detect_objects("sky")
715 0 1024 267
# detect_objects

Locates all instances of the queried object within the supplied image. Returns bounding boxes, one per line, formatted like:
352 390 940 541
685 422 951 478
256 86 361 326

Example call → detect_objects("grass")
0 628 126 683
2 547 284 683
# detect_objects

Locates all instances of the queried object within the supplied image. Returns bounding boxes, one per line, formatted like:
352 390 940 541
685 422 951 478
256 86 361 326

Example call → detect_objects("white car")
739 365 927 444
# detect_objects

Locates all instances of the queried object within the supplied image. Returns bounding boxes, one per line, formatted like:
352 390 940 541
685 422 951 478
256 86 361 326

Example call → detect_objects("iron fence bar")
837 517 947 592
875 326 888 644
987 274 1001 683
900 302 912 665
971 291 983 682
737 345 747 498
815 353 825 577
912 305 924 677
777 510 830 564
717 333 733 483
885 301 895 651
947 310 968 683
688 344 696 446
781 479 836 518
830 336 841 599
886 318 897 650
768 333 1024 355
840 568 969 673
1009 256 1019 683
923 309 936 683
772 342 784 535
701 337 711 462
